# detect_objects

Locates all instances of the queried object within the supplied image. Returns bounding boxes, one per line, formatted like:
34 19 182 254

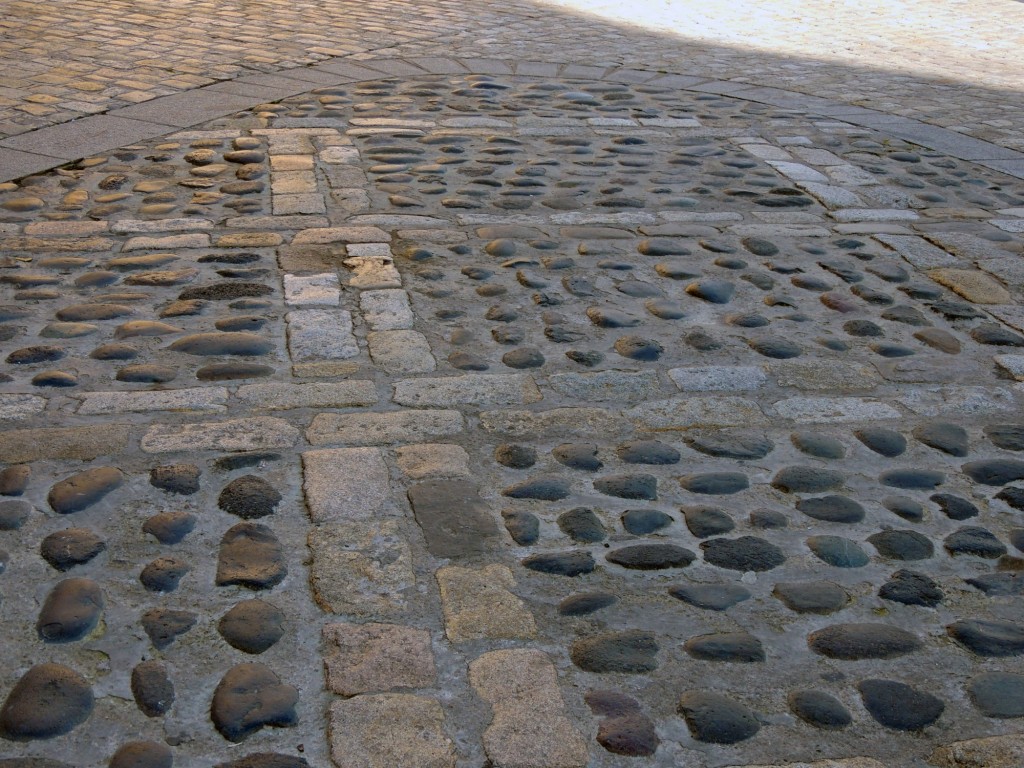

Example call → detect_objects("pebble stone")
0 664 94 740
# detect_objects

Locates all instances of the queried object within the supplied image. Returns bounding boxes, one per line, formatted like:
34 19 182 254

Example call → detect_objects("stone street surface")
0 2 1024 768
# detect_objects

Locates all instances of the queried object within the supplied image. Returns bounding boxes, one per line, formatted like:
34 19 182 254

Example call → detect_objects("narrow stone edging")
1 55 1023 184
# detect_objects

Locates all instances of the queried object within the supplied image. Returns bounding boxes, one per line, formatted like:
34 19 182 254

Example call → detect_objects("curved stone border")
1 55 1023 183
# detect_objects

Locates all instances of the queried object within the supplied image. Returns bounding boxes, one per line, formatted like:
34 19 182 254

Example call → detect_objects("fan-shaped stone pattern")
40 529 106 571
216 523 287 589
211 664 298 742
585 690 659 757
131 660 174 717
0 664 94 740
36 578 103 643
218 475 282 519
677 691 759 744
219 600 286 654
858 679 944 731
48 467 124 514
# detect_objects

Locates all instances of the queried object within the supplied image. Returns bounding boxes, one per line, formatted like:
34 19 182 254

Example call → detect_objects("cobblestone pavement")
1 31 1024 768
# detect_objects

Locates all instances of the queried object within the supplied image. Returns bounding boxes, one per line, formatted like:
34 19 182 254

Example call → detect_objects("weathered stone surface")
930 734 1024 767
219 600 285 654
677 691 759 744
141 608 196 649
367 330 435 373
394 374 540 407
142 417 299 453
109 741 172 768
437 565 536 641
211 664 298 742
77 387 228 415
470 649 588 768
395 444 470 478
628 396 766 429
0 664 93 740
286 309 358 361
0 394 46 421
408 480 500 557
40 529 105 571
215 523 287 590
858 679 943 730
329 694 455 768
307 411 463 446
808 623 921 659
773 397 899 422
927 268 1012 304
48 467 123 514
236 381 377 410
324 623 436 695
302 447 389 522
131 661 173 717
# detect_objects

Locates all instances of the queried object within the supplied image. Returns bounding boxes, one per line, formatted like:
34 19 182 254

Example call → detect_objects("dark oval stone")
215 523 287 589
701 536 785 572
36 578 103 643
684 632 764 662
668 583 750 611
686 279 734 304
140 556 190 592
685 330 723 351
622 509 674 535
678 472 748 495
6 346 65 364
788 690 851 729
871 343 915 358
879 469 944 490
685 433 773 459
502 348 544 368
558 592 618 616
219 475 282 519
594 473 657 500
211 663 298 743
557 507 606 543
947 619 1024 657
985 424 1024 452
858 679 943 730
791 432 845 459
682 506 734 538
143 511 196 545
502 475 571 500
131 661 174 717
55 303 133 322
930 493 979 520
40 529 105 571
883 496 924 522
750 508 787 529
879 569 943 607
996 487 1024 511
796 495 864 524
773 581 848 614
0 500 31 531
90 343 137 361
216 316 266 333
48 467 124 514
552 443 602 471
677 691 759 744
809 623 921 659
606 543 695 570
971 323 1024 346
0 464 30 496
31 370 78 388
150 463 201 495
616 440 680 465
501 509 539 545
197 362 274 381
845 320 883 337
966 572 1024 596
168 332 272 356
449 351 489 370
962 459 1024 486
726 312 769 328
141 608 196 649
0 664 93 740
944 526 1006 558
219 600 285 654
967 672 1024 718
179 282 272 301
522 551 595 576
613 336 663 361
494 444 536 468
749 337 801 359
645 299 686 319
771 466 844 493
868 530 933 560
571 631 659 673
109 741 172 768
586 307 639 328
913 422 968 457
807 535 869 567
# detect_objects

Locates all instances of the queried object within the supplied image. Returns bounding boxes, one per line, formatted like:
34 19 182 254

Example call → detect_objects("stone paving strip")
2 69 1024 768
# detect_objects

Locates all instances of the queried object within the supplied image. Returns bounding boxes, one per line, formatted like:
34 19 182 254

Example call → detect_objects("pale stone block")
480 407 624 437
927 268 1012 304
393 374 541 407
930 734 1024 768
109 218 211 233
395 444 471 479
668 366 767 392
141 417 299 453
897 386 1015 416
292 226 390 244
76 388 227 415
772 397 901 423
367 330 435 373
236 381 377 410
437 565 537 642
283 272 341 306
360 289 414 330
329 694 454 768
548 370 661 401
627 397 766 429
0 394 46 421
766 161 829 183
324 623 436 696
772 360 880 391
122 233 210 251
344 256 402 289
307 411 464 446
874 234 959 268
302 447 390 522
286 309 358 361
0 425 131 462
995 354 1024 380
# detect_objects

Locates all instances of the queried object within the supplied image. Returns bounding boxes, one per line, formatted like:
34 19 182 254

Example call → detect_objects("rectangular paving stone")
324 623 436 696
310 521 414 618
286 309 358 361
329 694 455 768
0 236 114 252
991 219 1024 233
994 354 1024 380
122 233 210 251
897 386 1015 416
235 381 376 410
407 479 500 559
627 397 766 429
874 234 960 268
796 182 865 208
292 361 361 378
437 565 536 642
772 397 901 423
927 267 1012 304
724 761 885 768
0 393 46 421
226 214 329 230
283 273 341 306
25 220 110 236
924 232 1012 261
395 444 471 479
76 388 227 415
307 410 464 446
303 447 390 522
292 226 390 244
109 218 212 233
772 360 880 391
141 416 299 453
0 424 131 462
0 115 174 160
367 330 436 373
310 60 391 80
0 148 64 182
360 289 414 331
393 374 541 407
668 366 768 392
108 90 257 128
831 209 920 222
480 407 624 437
548 370 662 402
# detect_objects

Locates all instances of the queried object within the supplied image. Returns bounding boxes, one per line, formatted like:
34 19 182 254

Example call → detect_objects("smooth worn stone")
606 543 695 570
216 523 287 589
212 663 298 743
685 432 773 459
879 569 944 607
437 564 536 642
108 741 172 768
585 690 659 757
36 578 103 643
40 322 97 339
796 495 865 524
558 507 607 543
40 529 105 571
502 510 539 545
502 348 544 368
409 480 500 558
808 623 921 660
962 459 1024 485
929 734 1024 768
944 526 1007 558
131 661 173 717
771 466 844 493
218 475 282 519
143 511 196 545
587 307 639 328
55 303 133 322
913 422 969 457
855 428 906 457
966 572 1024 596
750 508 788 529
807 535 870 567
617 440 680 465
48 467 124 514
947 618 1024 657
593 473 657 500
552 443 602 471
219 600 285 655
686 279 735 303
879 469 944 489
997 487 1024 511
329 693 455 768
668 583 751 611
679 472 749 495
32 370 78 388
788 690 852 729
868 530 934 560
985 424 1024 451
179 282 272 301
141 606 194 651
682 506 734 537
198 363 274 381
702 536 785 572
324 622 436 696
571 631 659 673
677 691 759 744
495 443 537 468
968 673 1024 718
140 556 190 592
972 324 1024 346
0 664 93 740
774 581 849 614
6 346 65 365
149 464 201 495
684 632 764 663
168 332 272 356
90 343 137 361
623 508 674 535
750 337 802 359
858 679 944 731
613 335 664 361
792 432 845 459
144 416 297 454
559 592 618 616
915 328 961 354
114 320 183 339
0 465 30 496
214 754 309 768
0 500 31 530
522 550 596 576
